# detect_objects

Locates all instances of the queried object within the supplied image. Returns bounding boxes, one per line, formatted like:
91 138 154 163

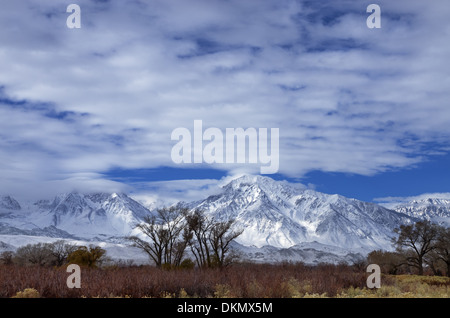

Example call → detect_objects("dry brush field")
0 263 448 298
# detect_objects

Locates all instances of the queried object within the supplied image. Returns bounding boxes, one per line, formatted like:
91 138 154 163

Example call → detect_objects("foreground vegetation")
0 215 448 298
0 262 448 298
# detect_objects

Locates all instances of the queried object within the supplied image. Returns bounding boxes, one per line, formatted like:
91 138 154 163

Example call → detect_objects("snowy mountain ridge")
393 198 450 226
183 175 416 252
0 192 149 240
1 175 447 264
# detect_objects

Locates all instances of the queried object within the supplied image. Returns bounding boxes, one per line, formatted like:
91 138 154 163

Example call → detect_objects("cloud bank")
1 0 450 199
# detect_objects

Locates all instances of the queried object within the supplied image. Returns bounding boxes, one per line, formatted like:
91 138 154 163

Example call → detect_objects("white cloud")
129 173 310 208
0 0 450 197
129 178 225 207
375 193 450 209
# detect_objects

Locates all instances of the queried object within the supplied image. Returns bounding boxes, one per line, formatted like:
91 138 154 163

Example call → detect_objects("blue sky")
103 151 450 203
1 0 450 205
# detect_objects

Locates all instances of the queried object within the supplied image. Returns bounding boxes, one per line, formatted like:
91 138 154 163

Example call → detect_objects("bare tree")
393 221 440 275
367 250 408 275
159 206 188 266
0 251 14 265
129 206 189 268
48 240 78 266
129 215 165 267
185 208 214 268
131 207 243 269
185 209 242 268
15 243 54 266
433 226 450 277
209 220 243 268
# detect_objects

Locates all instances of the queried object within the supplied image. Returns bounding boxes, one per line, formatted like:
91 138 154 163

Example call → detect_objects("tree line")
0 206 243 270
0 241 106 268
1 210 447 276
368 220 450 276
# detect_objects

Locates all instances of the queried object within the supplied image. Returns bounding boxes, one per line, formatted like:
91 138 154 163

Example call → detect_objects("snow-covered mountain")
234 241 365 264
394 198 450 226
183 175 416 252
0 195 21 210
2 175 445 264
0 192 150 240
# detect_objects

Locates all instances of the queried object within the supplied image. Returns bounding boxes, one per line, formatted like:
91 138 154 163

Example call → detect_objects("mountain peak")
224 174 271 187
188 174 414 250
223 174 306 195
394 197 450 226
0 195 22 210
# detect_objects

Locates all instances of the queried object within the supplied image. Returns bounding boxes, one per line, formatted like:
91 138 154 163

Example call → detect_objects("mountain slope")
0 196 21 210
184 175 416 251
1 175 443 264
394 198 450 226
0 192 151 240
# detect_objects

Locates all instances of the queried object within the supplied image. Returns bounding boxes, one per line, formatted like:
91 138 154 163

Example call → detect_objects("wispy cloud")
1 0 450 198
375 192 450 209
130 178 225 207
